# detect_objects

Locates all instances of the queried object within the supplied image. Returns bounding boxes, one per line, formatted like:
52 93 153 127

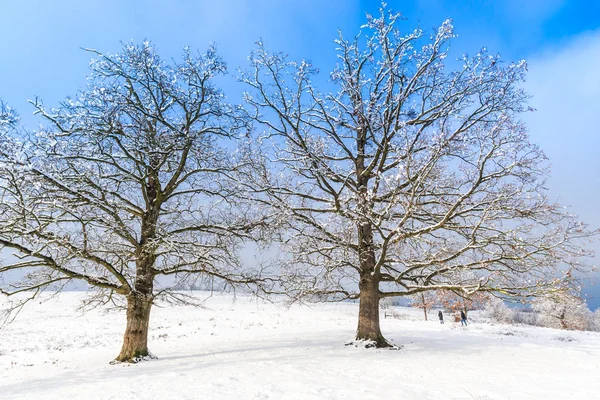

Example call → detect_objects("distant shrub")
484 297 514 324
495 328 529 337
512 309 540 326
590 309 600 332
379 297 403 309
533 294 591 331
553 335 578 342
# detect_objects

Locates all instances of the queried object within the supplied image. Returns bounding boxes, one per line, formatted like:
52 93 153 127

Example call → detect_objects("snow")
1 292 599 399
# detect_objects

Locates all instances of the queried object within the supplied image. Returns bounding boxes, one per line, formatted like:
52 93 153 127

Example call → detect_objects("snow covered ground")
1 292 598 399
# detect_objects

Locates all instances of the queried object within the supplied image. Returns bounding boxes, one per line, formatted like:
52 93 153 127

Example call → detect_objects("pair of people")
437 310 468 326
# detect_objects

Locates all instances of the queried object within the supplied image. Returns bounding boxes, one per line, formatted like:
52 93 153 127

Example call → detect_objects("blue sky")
1 0 599 308
2 0 597 112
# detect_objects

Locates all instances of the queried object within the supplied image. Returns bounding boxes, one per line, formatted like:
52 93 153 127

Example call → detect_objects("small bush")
484 297 514 324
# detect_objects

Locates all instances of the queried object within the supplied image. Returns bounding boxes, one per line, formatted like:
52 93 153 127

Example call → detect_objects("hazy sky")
1 0 599 308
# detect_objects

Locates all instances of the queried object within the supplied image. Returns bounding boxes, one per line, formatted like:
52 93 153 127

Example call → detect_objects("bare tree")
533 289 591 330
408 291 438 321
240 6 595 347
592 309 600 332
484 296 515 324
0 42 270 362
437 289 489 318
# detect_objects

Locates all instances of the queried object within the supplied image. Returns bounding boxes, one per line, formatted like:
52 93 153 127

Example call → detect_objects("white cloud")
524 30 600 216
524 30 600 306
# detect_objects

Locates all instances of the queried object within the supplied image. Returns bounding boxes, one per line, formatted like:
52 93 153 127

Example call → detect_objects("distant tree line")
404 286 600 332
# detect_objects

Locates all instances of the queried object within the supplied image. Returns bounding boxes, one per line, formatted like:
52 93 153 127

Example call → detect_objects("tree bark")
353 182 391 347
114 161 160 363
115 291 153 362
355 274 390 347
115 234 156 363
352 108 392 347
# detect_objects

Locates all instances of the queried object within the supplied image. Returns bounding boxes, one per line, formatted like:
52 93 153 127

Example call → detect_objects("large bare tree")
0 43 269 362
240 8 595 347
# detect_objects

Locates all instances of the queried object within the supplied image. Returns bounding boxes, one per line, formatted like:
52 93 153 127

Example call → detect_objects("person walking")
460 310 468 326
438 310 444 324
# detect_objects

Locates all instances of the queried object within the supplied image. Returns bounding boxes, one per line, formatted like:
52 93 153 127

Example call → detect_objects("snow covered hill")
1 292 598 399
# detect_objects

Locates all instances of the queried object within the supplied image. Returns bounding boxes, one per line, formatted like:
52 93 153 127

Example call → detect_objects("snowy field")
1 292 599 399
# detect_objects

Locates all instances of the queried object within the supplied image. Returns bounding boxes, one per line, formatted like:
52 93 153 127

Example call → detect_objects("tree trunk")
559 310 568 329
115 291 153 362
353 117 391 348
355 274 390 347
114 245 156 363
113 155 160 363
